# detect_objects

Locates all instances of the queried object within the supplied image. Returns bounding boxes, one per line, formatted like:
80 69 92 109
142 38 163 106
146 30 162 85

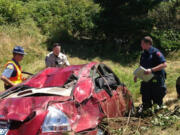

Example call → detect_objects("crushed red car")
0 62 133 135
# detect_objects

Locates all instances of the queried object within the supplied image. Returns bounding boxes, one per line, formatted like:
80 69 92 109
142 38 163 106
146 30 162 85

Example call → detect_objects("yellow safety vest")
5 60 22 85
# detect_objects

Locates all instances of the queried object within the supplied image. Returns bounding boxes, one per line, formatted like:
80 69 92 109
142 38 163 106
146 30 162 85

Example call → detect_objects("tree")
94 0 162 51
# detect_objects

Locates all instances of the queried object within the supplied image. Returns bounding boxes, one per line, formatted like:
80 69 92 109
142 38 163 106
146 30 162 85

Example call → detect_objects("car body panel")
52 98 104 133
93 89 123 117
7 110 47 135
73 78 94 103
73 99 104 132
0 62 133 135
0 96 70 121
23 65 84 88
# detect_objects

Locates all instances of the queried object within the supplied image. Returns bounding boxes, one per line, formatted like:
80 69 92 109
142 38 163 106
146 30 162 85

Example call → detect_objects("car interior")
92 64 122 96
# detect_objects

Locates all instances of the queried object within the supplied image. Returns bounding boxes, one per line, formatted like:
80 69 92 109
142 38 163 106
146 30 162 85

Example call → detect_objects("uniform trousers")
140 75 166 109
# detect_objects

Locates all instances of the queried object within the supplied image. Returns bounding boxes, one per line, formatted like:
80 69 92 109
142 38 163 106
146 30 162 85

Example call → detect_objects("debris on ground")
100 99 180 135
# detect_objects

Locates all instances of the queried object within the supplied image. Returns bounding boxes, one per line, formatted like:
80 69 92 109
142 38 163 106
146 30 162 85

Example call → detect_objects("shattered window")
93 64 120 94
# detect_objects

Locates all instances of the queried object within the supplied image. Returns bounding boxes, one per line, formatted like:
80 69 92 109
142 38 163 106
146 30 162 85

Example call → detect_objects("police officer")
45 43 70 68
0 46 26 90
176 76 180 98
134 36 167 110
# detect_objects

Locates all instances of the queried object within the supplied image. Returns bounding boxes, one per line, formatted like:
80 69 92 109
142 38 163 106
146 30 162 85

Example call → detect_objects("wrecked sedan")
0 62 133 135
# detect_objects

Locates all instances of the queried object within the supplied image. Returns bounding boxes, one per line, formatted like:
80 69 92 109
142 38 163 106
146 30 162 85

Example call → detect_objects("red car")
0 62 133 135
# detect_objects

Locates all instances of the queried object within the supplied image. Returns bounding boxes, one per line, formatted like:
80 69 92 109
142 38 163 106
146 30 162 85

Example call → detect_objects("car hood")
0 96 71 122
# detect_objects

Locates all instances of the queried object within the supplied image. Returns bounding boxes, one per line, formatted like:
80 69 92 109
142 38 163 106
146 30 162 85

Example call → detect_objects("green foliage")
151 29 180 52
151 106 180 128
94 0 162 43
26 0 100 40
149 0 180 30
152 114 180 127
93 0 180 54
0 0 100 41
0 0 28 24
0 0 179 57
148 0 180 52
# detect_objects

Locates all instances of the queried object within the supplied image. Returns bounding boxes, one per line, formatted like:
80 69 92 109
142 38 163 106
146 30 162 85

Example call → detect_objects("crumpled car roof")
23 63 96 88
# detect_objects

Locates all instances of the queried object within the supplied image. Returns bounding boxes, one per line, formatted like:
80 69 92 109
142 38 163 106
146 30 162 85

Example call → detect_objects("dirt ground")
101 92 180 135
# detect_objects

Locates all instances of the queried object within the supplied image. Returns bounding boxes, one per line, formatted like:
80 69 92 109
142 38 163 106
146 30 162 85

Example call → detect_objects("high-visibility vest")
5 60 22 85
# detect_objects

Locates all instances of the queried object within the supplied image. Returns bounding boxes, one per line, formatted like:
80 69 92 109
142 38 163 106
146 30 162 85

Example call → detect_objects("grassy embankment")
0 25 180 135
0 25 47 90
0 25 180 100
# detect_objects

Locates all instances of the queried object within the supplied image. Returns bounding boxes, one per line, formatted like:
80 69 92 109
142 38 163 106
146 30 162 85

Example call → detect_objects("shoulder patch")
156 52 162 57
7 64 14 70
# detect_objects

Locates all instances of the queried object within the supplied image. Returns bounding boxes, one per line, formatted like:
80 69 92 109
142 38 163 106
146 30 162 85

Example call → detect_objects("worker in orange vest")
0 46 26 90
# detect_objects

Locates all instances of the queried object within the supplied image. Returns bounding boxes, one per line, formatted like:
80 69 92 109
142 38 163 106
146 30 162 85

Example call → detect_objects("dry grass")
0 24 179 103
166 60 180 92
0 25 47 91
0 29 180 134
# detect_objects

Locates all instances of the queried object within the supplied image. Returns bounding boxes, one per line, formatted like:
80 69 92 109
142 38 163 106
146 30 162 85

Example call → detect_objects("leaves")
151 105 180 127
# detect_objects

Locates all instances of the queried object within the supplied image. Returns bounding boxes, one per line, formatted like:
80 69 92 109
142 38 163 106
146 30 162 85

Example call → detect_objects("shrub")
149 0 180 30
26 0 100 40
151 29 180 52
149 1 180 52
0 0 100 41
0 0 28 24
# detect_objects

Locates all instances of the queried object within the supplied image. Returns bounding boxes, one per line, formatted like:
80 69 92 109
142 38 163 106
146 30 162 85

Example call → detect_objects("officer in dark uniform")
134 36 167 110
176 76 180 98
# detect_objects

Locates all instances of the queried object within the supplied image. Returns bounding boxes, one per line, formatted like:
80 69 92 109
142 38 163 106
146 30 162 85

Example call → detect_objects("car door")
92 64 126 117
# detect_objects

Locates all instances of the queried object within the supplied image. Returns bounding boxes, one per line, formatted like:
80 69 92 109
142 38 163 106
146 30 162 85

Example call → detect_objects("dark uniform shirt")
140 46 166 76
139 46 167 108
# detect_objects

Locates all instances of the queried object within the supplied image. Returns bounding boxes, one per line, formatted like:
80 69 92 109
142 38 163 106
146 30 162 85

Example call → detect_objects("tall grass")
0 24 47 90
0 24 180 104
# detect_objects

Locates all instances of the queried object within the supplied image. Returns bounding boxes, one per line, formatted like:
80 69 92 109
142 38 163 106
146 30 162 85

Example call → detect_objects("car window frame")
91 64 121 96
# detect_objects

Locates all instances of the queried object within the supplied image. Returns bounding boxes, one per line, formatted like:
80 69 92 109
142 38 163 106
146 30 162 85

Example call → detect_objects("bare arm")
151 62 167 72
0 75 15 87
145 62 167 74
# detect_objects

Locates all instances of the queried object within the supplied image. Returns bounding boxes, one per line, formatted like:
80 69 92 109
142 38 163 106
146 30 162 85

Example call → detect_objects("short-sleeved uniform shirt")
140 46 166 76
45 52 70 67
2 59 20 78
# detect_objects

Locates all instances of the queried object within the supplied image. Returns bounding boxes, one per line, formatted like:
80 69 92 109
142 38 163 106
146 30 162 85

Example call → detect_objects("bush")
26 0 100 40
149 1 180 52
151 29 180 52
0 0 100 41
149 0 180 30
0 0 179 55
0 0 28 24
